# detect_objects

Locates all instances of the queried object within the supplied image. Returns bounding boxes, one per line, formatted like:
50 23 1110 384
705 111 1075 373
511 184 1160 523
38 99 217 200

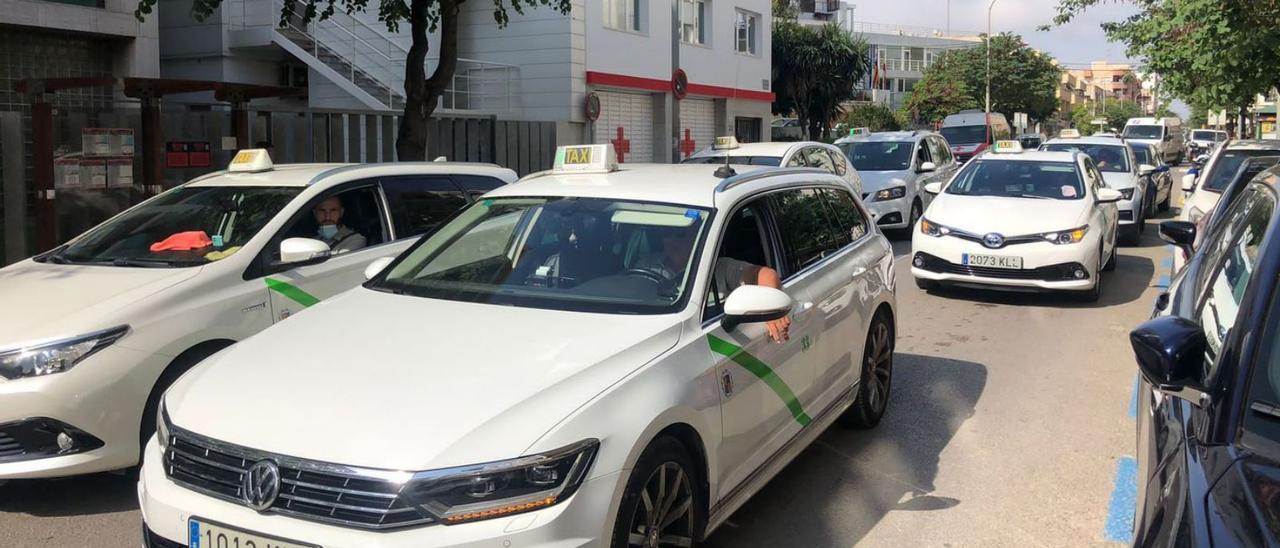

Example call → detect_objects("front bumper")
138 440 622 548
0 343 165 479
865 197 911 229
911 233 1099 290
1118 195 1141 226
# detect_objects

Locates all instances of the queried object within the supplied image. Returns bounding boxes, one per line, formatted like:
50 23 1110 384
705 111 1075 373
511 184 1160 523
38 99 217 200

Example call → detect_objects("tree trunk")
395 0 462 161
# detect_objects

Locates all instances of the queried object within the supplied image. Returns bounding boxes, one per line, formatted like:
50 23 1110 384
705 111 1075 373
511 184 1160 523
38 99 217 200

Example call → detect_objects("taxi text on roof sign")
713 136 740 151
992 140 1024 154
228 149 274 173
1059 129 1081 139
553 144 618 174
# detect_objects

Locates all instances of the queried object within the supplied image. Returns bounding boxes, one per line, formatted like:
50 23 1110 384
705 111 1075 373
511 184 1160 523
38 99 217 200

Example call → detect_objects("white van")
941 110 1012 163
1122 117 1184 164
0 150 516 480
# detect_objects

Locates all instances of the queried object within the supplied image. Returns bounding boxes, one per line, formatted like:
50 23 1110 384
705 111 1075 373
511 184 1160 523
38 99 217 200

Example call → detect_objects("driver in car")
1094 147 1123 170
312 196 367 254
641 226 791 343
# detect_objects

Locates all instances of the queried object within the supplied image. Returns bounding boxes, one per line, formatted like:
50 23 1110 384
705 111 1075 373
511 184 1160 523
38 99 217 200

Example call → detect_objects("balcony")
878 58 929 73
800 0 841 15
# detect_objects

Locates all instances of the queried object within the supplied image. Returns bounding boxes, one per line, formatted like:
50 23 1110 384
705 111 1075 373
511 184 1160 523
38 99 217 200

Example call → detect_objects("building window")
680 0 708 45
735 9 759 54
605 0 644 32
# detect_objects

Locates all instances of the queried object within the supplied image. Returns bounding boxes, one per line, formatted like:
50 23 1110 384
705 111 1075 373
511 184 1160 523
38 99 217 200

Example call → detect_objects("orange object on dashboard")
150 231 213 252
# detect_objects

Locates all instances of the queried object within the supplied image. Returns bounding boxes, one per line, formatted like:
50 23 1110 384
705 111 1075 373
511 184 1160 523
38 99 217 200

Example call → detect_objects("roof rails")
714 167 830 193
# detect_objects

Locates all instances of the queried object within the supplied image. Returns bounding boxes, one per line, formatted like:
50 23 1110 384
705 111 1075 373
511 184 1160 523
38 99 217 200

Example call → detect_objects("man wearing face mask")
312 196 367 254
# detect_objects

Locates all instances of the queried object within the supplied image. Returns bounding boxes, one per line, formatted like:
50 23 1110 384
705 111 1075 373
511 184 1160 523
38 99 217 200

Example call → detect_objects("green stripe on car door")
707 334 812 427
265 278 321 308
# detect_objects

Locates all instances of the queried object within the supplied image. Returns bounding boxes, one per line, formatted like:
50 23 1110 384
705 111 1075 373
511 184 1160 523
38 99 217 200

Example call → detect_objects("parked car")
0 150 516 481
1043 134 1152 244
1129 165 1280 546
1128 141 1175 214
139 143 898 548
834 130 959 236
1181 140 1280 229
770 117 803 141
1187 128 1229 159
684 140 863 196
1122 116 1185 164
1017 132 1046 150
941 110 1012 163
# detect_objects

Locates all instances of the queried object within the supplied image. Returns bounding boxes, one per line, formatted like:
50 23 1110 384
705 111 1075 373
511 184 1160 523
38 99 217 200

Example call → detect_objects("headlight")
874 186 907 201
1039 225 1089 245
157 398 171 451
919 218 952 237
1119 188 1135 200
0 326 129 380
401 439 598 524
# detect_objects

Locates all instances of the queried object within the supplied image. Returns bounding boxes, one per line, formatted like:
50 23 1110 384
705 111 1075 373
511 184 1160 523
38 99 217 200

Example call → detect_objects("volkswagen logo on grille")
982 233 1005 249
243 460 281 511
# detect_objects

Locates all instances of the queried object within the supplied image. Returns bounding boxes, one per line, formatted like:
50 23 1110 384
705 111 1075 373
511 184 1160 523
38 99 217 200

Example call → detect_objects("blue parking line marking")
1129 376 1138 418
1155 275 1170 288
1104 457 1138 542
1161 257 1173 268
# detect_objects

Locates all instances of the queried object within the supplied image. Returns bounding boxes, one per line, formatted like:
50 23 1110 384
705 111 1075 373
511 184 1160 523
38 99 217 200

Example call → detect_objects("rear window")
1192 130 1222 141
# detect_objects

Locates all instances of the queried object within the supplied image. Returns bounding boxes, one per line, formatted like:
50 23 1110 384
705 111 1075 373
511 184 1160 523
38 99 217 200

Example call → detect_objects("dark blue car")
1129 166 1280 546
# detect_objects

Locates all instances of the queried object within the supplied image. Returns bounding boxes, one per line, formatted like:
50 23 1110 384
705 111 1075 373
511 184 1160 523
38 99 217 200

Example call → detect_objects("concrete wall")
0 0 160 78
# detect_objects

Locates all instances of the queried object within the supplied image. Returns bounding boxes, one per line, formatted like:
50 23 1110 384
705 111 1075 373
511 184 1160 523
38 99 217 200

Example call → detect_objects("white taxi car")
912 141 1122 301
0 150 515 481
139 143 897 547
682 140 863 196
1042 134 1153 244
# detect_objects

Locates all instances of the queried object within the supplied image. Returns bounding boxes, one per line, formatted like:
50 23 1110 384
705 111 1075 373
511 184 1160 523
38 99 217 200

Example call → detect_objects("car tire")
839 313 893 429
1103 244 1118 272
610 436 703 548
1072 249 1104 302
914 277 937 291
1159 187 1171 212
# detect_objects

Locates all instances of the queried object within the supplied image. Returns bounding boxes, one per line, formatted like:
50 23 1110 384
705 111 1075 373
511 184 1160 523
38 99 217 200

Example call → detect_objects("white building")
157 0 774 163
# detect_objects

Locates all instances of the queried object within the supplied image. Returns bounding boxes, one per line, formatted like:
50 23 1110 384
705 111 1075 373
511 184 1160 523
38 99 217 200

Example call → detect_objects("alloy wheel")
626 462 696 548
864 320 893 414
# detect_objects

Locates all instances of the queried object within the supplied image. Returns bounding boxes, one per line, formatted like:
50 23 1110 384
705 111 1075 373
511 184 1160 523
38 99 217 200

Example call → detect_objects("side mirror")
1139 164 1156 176
1196 154 1210 164
1181 173 1197 192
279 237 331 266
917 161 937 173
722 285 793 331
1096 188 1123 203
364 256 394 281
924 182 943 195
1159 220 1197 257
1156 165 1170 173
1130 316 1211 407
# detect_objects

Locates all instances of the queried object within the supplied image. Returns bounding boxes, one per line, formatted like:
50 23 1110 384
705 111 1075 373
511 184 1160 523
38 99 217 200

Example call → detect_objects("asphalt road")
0 174 1185 547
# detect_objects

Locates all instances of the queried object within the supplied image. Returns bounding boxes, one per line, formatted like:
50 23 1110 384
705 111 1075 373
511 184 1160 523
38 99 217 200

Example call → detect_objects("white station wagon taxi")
0 150 515 481
140 143 897 547
911 141 1122 301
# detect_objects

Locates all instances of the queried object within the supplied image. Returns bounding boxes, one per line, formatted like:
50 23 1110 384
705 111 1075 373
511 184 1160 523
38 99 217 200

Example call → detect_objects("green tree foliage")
772 0 798 20
842 103 901 132
138 0 570 161
904 33 1060 125
772 22 869 140
1048 0 1280 133
1070 99 1141 134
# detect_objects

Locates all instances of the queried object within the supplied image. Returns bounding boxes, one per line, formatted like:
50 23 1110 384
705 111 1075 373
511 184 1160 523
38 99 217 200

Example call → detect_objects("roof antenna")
713 136 739 179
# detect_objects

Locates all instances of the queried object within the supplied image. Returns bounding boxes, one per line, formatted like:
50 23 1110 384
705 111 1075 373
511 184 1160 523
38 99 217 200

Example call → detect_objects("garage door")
679 98 716 159
595 91 654 163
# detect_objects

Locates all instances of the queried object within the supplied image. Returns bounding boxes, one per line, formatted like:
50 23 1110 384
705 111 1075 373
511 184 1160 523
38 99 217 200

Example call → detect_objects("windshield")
945 159 1084 200
1043 143 1130 172
682 155 783 167
1203 149 1280 192
1122 125 1163 140
1192 130 1223 141
50 186 300 267
373 197 712 314
838 141 912 171
941 125 987 146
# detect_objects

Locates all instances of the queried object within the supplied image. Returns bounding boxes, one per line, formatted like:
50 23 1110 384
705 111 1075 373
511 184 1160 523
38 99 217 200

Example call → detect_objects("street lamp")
986 0 997 117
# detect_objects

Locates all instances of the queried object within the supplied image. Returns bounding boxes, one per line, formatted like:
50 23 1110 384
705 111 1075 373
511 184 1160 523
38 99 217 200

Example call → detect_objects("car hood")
857 171 912 194
1102 171 1139 190
927 194 1089 235
1126 138 1162 147
166 288 683 471
0 260 201 346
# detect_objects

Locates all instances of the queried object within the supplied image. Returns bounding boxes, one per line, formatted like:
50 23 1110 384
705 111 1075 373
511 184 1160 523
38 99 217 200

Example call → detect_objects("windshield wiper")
110 258 192 268
1018 194 1054 200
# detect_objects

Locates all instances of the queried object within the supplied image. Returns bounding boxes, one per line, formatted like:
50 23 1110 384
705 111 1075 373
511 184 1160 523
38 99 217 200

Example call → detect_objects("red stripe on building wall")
586 71 775 102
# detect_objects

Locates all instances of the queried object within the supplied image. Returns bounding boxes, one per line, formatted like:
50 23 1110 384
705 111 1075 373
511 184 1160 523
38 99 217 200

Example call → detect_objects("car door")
1083 158 1119 247
703 192 821 497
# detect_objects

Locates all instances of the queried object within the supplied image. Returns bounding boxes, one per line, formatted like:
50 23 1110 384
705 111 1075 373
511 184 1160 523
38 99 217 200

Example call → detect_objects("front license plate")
962 253 1023 269
189 518 318 548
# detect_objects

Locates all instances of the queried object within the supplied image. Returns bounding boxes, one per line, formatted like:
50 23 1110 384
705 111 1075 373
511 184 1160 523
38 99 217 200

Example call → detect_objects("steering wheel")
622 268 668 285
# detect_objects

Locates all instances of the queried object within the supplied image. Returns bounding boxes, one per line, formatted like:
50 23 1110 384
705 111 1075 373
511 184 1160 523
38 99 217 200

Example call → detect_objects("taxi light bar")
1059 129 1081 139
713 136 740 151
992 140 1024 154
553 144 619 174
227 149 274 173
848 127 870 137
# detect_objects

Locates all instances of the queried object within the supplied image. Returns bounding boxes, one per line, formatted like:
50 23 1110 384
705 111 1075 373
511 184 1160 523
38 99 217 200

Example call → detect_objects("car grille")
0 432 23 459
164 429 434 530
915 252 1086 281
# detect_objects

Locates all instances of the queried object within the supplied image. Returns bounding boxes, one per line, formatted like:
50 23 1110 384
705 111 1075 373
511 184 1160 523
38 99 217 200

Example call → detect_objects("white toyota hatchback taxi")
911 141 1122 301
140 143 898 547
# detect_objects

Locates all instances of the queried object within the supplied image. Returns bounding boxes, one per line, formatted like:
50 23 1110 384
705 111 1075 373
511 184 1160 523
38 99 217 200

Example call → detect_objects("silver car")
835 130 959 236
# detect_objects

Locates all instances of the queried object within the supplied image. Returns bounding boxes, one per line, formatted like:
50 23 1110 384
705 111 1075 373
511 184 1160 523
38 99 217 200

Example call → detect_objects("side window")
704 200 776 318
915 140 933 167
820 187 868 243
1244 284 1280 452
270 185 387 268
453 175 507 199
382 176 469 238
785 150 808 167
1198 189 1275 369
771 188 844 274
829 147 850 176
805 148 836 174
928 137 951 165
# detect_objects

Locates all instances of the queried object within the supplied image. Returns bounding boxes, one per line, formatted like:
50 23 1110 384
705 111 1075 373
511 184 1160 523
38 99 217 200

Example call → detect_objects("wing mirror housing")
1130 316 1211 407
1139 164 1156 176
923 182 944 195
364 256 394 281
917 161 937 173
722 285 793 331
279 237 331 266
1096 188 1123 203
1159 220 1197 257
1181 172 1198 192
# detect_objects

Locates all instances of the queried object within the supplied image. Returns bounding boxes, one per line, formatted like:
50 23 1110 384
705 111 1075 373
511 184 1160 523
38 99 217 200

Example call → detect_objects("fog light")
913 255 925 267
56 432 74 452
1073 268 1087 279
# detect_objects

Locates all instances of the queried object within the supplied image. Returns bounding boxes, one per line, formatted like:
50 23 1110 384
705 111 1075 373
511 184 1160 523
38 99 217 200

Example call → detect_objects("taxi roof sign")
228 149 274 172
992 140 1024 154
1059 129 1081 139
553 144 618 174
713 136 740 151
848 127 871 137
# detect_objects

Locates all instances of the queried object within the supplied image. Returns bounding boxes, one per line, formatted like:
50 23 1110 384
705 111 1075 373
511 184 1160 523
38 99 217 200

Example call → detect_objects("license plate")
962 253 1023 269
188 518 317 548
